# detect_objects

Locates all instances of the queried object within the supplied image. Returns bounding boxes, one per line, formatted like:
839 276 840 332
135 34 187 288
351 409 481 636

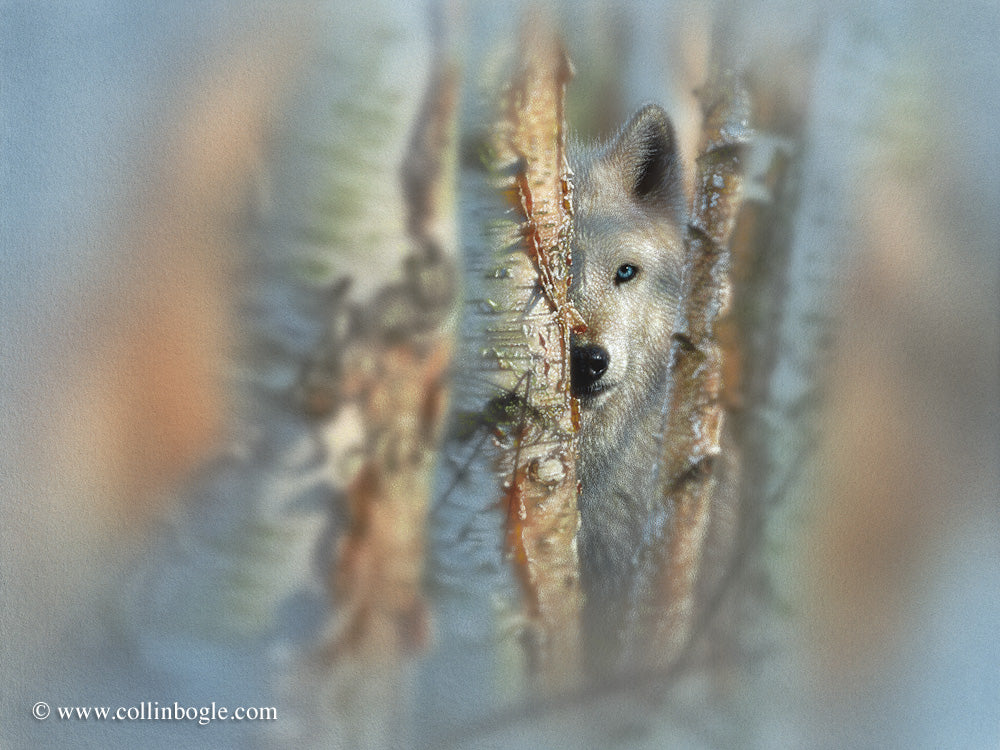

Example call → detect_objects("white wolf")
569 104 688 663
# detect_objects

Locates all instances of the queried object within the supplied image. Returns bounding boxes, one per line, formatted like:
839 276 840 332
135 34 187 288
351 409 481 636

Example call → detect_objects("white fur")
569 104 687 662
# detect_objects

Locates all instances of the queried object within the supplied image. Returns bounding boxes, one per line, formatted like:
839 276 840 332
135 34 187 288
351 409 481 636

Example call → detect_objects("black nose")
571 344 609 395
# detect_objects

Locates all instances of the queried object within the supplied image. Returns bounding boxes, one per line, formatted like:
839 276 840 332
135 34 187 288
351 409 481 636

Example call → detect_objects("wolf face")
570 105 686 453
568 104 687 659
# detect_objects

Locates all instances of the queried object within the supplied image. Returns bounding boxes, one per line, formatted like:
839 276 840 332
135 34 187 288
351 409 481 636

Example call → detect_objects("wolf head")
569 104 687 469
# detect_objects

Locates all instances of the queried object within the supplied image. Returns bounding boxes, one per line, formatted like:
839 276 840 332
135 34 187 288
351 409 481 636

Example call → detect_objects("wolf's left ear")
608 104 684 219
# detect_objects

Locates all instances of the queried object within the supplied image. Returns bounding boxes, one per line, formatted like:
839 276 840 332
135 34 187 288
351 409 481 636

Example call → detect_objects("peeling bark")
633 73 750 664
487 18 584 690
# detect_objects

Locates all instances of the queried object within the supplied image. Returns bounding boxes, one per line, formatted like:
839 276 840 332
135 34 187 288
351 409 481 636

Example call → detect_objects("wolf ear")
607 104 684 217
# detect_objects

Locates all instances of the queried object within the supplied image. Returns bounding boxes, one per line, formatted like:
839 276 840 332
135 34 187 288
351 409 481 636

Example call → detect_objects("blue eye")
615 264 639 284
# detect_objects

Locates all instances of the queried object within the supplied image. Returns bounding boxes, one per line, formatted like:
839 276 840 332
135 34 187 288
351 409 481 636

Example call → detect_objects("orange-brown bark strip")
321 339 452 665
648 74 749 663
495 19 583 689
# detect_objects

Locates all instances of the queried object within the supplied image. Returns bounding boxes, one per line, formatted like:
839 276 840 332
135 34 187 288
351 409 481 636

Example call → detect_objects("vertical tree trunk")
484 16 584 691
631 72 750 665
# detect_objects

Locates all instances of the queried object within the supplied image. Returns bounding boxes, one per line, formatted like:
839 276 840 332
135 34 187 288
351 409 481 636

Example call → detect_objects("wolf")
568 104 688 666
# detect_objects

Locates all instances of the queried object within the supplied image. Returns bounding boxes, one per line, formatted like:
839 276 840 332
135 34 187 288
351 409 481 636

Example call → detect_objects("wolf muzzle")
571 344 610 397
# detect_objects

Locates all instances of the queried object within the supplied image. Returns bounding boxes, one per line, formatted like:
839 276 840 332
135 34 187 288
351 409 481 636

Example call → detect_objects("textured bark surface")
489 20 584 690
633 73 749 664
